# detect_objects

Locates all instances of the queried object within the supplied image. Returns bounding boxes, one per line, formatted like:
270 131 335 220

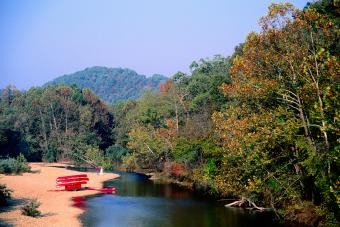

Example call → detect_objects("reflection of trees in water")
72 196 86 210
81 172 278 227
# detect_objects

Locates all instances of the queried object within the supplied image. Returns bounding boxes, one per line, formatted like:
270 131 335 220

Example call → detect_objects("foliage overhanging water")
80 171 281 227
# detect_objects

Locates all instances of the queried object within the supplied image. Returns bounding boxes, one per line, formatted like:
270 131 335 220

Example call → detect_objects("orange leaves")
259 3 297 31
155 119 177 143
159 80 174 93
83 89 99 105
56 86 72 97
230 55 252 78
225 2 339 115
163 162 187 178
226 29 283 102
220 78 277 99
166 118 176 131
212 106 276 158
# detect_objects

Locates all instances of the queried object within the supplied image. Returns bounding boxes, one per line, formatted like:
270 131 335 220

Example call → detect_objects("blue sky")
0 0 308 89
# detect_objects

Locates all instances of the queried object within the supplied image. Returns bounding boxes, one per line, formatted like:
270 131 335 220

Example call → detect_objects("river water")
80 171 281 227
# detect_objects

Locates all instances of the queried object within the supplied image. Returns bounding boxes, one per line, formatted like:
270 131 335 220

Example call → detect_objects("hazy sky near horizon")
1 0 308 89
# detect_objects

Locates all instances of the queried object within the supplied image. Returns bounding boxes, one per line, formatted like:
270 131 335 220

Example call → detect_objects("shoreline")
0 162 119 227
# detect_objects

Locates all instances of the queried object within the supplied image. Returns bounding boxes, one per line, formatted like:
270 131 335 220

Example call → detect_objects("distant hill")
45 66 168 103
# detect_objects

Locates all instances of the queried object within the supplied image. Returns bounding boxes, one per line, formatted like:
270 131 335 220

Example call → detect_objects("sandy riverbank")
0 163 119 227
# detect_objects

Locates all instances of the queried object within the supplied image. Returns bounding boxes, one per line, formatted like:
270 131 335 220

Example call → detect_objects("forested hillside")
46 66 167 103
0 1 339 226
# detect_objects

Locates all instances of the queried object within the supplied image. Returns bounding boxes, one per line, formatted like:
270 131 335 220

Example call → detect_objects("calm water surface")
81 171 280 227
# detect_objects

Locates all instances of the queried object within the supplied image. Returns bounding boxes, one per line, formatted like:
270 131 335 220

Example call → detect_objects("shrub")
122 154 137 171
101 157 114 170
102 145 130 170
0 184 12 206
21 198 41 217
173 140 201 164
203 158 217 179
0 154 31 174
43 145 58 162
105 144 129 162
163 162 188 181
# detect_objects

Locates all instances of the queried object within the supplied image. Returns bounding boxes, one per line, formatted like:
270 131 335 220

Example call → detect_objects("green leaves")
46 67 167 104
211 3 340 224
0 85 113 163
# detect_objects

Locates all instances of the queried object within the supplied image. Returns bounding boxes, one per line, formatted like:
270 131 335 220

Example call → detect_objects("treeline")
0 85 114 166
110 2 340 225
0 1 339 225
46 66 167 103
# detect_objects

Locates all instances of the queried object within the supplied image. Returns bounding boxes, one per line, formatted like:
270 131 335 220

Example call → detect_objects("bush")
163 162 189 181
21 198 41 217
43 145 58 162
0 184 12 206
103 145 130 169
173 140 202 164
122 154 137 171
203 158 217 179
105 145 129 162
0 154 31 174
101 157 114 170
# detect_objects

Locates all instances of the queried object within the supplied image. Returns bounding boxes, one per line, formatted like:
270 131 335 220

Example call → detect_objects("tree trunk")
50 104 58 131
65 110 68 135
39 109 48 154
308 30 331 181
225 197 270 211
174 101 179 133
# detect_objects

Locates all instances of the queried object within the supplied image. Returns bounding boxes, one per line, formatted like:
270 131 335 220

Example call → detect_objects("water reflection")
81 172 280 227
72 196 86 210
103 172 194 200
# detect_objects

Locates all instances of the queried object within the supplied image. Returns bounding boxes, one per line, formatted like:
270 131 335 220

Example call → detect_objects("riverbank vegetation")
0 1 339 225
0 154 31 175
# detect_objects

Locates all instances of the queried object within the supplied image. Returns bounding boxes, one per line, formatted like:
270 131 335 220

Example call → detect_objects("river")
80 171 281 227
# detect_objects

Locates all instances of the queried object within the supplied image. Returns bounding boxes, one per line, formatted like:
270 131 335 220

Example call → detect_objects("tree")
0 85 114 162
215 2 339 223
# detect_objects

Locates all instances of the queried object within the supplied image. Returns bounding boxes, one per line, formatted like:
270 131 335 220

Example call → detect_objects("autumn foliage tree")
215 2 339 224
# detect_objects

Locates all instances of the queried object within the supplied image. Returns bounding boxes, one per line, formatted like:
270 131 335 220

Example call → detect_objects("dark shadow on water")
80 171 283 227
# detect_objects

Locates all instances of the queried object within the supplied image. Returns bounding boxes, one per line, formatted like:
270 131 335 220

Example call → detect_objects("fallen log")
225 197 271 211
